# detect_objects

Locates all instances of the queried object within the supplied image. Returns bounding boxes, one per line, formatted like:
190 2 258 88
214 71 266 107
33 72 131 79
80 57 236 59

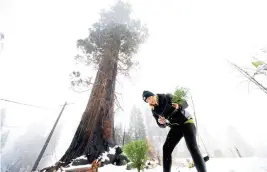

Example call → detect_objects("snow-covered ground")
63 157 267 172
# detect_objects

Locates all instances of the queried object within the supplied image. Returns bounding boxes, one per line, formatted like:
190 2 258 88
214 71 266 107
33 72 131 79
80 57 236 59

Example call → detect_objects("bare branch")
115 91 122 95
70 76 94 93
72 88 92 93
229 61 267 94
95 68 125 89
248 80 251 94
5 156 23 172
252 63 267 77
114 93 124 112
236 79 249 89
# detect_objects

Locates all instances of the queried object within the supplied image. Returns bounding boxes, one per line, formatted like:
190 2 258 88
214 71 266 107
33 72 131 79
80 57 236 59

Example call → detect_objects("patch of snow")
62 164 91 171
108 146 116 155
98 145 118 162
98 164 162 171
100 151 110 162
61 157 267 172
75 155 87 160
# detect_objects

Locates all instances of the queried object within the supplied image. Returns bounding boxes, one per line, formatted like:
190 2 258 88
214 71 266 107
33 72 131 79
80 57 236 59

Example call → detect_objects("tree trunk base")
39 142 112 171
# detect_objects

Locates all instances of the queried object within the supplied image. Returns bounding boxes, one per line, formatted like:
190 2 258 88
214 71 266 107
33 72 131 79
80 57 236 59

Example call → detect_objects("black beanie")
142 90 155 102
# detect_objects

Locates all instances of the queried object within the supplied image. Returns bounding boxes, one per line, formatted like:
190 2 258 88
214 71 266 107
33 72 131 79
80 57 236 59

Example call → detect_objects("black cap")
142 90 155 102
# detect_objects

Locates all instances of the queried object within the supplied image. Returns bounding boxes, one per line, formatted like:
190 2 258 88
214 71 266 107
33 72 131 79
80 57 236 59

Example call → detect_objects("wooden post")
190 95 210 156
31 102 67 171
235 146 242 157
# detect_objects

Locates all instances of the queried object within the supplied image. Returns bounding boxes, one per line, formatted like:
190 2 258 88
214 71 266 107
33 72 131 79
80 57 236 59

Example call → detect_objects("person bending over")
142 90 207 172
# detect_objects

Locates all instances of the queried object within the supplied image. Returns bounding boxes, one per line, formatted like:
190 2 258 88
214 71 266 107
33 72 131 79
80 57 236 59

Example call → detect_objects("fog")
1 0 267 171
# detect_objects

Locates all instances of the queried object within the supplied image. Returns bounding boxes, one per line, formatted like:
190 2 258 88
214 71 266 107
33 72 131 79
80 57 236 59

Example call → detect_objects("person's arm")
165 93 173 104
161 94 176 116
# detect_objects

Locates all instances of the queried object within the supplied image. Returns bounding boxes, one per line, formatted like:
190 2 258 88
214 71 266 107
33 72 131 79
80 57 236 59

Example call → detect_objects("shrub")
123 140 149 172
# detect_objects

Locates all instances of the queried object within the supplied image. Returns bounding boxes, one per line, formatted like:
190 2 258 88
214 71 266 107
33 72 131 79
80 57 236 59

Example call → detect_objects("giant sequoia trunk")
60 44 119 165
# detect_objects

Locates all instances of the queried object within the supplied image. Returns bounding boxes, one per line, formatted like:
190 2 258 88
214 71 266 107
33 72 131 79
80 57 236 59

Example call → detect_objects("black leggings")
163 123 207 172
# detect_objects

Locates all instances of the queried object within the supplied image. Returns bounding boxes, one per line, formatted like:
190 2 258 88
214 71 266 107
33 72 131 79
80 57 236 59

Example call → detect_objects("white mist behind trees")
114 106 146 146
128 106 146 141
0 103 65 172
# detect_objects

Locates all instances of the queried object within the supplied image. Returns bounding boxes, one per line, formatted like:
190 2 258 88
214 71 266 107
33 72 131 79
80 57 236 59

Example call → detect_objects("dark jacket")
151 94 190 128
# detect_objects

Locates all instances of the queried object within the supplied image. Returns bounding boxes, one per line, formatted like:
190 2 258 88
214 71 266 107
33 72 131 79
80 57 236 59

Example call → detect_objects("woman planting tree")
142 89 207 172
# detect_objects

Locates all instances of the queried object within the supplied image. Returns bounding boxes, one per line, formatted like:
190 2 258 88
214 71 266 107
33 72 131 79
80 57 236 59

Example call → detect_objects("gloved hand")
158 116 166 124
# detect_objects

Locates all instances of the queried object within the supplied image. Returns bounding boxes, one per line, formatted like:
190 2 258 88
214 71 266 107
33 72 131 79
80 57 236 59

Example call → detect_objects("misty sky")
1 0 267 157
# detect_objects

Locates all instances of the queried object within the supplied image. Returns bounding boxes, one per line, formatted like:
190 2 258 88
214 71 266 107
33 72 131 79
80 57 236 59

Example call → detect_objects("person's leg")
163 126 183 172
183 123 207 172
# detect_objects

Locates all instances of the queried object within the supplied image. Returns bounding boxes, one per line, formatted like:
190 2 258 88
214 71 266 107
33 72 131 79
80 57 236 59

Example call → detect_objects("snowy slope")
62 157 267 172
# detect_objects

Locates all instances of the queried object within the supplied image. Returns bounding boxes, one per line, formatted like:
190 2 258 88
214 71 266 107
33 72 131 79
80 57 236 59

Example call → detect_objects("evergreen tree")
128 106 146 142
57 0 148 167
